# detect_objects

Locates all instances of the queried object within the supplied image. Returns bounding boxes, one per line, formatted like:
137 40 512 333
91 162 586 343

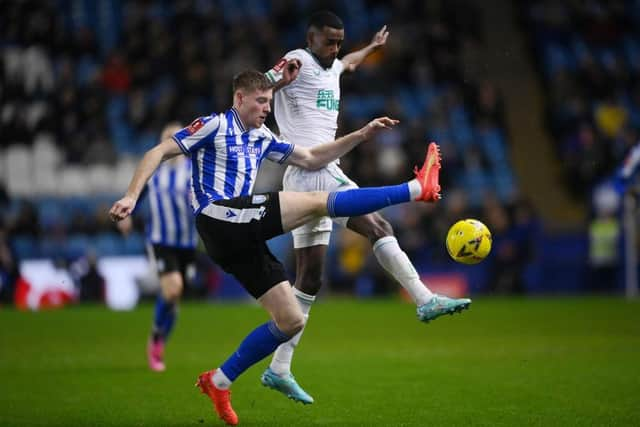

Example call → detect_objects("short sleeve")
263 128 295 164
173 115 220 154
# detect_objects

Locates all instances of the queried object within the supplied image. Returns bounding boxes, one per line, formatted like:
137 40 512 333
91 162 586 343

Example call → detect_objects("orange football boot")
195 370 239 426
413 142 442 202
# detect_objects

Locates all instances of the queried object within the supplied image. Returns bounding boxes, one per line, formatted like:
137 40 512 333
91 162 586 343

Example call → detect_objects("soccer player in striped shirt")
109 69 442 425
263 10 472 403
117 123 198 372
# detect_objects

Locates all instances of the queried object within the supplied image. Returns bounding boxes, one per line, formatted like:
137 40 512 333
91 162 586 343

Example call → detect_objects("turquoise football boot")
260 368 314 404
417 294 472 322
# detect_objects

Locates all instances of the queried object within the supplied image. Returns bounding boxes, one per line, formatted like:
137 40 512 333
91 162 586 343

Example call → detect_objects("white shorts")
283 163 358 248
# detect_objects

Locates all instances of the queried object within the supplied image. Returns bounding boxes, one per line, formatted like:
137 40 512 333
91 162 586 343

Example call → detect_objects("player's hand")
281 59 302 85
109 196 136 222
371 25 389 48
360 116 399 140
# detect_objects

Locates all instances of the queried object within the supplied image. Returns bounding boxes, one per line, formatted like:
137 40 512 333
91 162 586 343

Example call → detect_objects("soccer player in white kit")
262 11 473 404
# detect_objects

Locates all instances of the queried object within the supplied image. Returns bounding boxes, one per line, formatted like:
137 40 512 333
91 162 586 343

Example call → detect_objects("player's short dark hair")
232 70 271 93
308 10 344 31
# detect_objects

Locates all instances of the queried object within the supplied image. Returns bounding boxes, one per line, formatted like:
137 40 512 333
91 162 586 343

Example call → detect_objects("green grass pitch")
1 297 639 426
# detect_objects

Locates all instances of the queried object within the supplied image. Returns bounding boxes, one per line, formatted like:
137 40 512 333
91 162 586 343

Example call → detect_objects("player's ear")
306 28 315 47
234 89 243 107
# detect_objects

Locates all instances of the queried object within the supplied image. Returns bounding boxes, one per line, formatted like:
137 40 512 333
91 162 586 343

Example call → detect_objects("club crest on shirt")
187 118 205 135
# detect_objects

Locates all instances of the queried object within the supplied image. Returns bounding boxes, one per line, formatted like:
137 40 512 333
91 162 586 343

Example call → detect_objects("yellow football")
446 219 492 264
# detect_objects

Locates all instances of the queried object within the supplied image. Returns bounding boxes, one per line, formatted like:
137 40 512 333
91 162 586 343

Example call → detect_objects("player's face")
236 88 273 129
309 26 344 68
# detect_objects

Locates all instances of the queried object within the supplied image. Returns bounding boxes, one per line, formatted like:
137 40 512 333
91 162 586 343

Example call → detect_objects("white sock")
212 368 232 390
373 236 434 306
408 179 422 200
269 288 316 376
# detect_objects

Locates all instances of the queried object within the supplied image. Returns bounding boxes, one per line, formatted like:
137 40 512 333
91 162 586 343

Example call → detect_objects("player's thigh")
258 281 305 335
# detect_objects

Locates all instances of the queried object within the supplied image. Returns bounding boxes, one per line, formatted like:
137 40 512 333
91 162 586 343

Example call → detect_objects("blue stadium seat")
12 235 39 259
121 232 146 255
94 233 123 257
66 234 92 259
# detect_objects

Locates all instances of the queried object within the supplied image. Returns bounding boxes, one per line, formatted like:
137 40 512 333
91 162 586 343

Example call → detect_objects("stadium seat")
57 166 90 196
12 235 39 259
121 232 146 255
87 165 116 193
5 145 34 196
94 233 123 257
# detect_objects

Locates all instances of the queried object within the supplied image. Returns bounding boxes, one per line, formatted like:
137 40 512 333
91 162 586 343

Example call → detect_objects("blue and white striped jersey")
147 156 198 249
173 108 295 214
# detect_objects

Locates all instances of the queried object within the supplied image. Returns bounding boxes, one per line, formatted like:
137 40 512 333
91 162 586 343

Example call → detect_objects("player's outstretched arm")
286 116 398 170
109 138 182 222
341 25 389 72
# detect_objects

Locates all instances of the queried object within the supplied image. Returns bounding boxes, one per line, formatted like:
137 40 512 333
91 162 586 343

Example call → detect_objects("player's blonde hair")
232 70 271 93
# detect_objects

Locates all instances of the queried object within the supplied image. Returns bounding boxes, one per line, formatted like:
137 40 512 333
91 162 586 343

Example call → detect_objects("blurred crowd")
1 0 542 303
519 0 640 199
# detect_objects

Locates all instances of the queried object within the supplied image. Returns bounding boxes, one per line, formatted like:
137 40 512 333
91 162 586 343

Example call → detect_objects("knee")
308 191 329 216
366 216 394 242
160 275 183 302
277 312 306 337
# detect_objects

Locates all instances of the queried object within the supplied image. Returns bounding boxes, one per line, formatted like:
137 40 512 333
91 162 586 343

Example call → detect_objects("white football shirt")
274 48 345 148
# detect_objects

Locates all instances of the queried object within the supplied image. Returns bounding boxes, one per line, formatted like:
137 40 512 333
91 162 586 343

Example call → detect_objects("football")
446 219 492 264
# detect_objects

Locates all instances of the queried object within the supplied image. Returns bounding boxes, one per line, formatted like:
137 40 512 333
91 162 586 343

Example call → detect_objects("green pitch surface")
1 297 639 426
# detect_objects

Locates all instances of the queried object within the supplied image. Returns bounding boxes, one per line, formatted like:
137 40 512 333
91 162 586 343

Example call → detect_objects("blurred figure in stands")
588 185 621 293
0 220 19 305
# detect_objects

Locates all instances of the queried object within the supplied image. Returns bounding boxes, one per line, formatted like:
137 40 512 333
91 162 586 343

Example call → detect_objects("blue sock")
220 321 290 382
327 183 411 218
152 295 176 342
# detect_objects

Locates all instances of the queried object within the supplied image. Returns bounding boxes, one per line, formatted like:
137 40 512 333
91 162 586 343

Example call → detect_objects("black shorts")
195 192 287 299
150 244 196 281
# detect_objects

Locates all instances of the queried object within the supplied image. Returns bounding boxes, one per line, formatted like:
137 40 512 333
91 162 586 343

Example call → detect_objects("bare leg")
278 192 329 232
258 281 305 337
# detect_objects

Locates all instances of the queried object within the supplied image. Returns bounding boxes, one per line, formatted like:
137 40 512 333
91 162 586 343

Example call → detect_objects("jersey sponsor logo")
228 145 262 156
272 58 287 72
187 117 205 135
316 89 339 111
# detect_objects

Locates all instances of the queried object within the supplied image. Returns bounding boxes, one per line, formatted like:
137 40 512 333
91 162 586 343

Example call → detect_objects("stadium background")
1 0 637 304
1 1 640 426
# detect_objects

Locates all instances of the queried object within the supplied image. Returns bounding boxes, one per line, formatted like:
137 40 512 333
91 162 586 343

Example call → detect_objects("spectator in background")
11 201 40 237
0 220 19 304
485 196 529 294
68 249 104 302
588 185 621 292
